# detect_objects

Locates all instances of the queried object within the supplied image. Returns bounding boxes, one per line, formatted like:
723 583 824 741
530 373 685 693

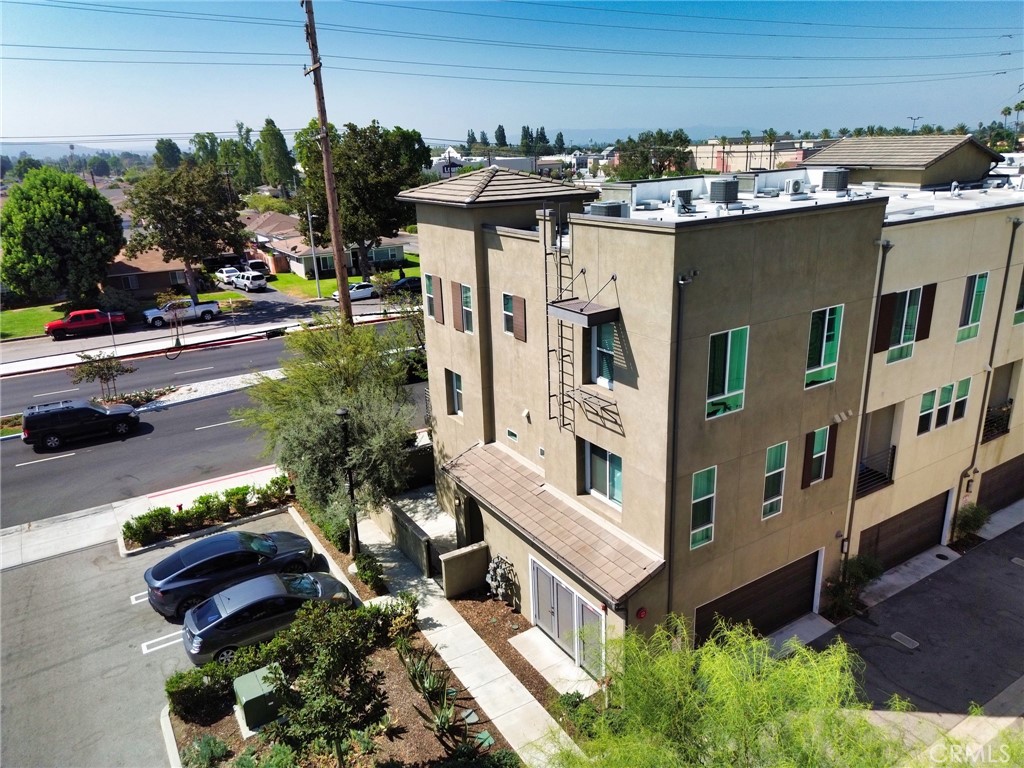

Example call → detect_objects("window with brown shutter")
451 281 463 332
801 424 837 488
873 293 897 354
512 295 526 341
915 283 936 341
435 277 444 325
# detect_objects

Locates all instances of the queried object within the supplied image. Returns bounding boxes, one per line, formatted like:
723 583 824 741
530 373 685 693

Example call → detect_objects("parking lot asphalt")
0 512 302 768
812 521 1024 716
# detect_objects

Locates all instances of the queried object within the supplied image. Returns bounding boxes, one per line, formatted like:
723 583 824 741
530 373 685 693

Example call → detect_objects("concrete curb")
284 505 362 603
160 705 183 768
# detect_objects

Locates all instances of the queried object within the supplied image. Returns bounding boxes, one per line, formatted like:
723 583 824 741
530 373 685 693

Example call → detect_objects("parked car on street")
142 299 221 328
214 267 240 284
231 271 267 292
246 260 270 275
144 530 318 619
44 309 127 341
182 571 352 664
385 276 422 298
22 399 140 451
331 282 377 302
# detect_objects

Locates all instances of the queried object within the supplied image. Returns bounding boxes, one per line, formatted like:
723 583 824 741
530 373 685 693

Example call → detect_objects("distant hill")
556 126 749 146
0 143 151 160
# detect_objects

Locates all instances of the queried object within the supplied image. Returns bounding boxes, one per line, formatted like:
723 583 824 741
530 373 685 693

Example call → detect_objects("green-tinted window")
1015 274 1024 325
806 305 843 387
957 272 987 343
502 293 514 334
935 383 954 428
589 443 622 506
690 466 716 548
762 442 787 519
707 326 748 418
809 426 829 483
425 275 435 318
461 284 474 333
887 287 921 363
593 323 615 387
447 370 462 415
918 390 936 434
953 377 971 420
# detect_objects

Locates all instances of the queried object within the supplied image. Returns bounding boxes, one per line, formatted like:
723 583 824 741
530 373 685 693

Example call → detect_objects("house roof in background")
398 166 599 207
107 247 186 276
802 135 1002 169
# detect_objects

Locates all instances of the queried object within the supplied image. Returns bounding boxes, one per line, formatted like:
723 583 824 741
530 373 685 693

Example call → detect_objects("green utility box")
233 663 281 730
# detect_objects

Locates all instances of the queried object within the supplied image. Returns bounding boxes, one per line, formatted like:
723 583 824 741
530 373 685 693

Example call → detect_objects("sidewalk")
0 466 577 768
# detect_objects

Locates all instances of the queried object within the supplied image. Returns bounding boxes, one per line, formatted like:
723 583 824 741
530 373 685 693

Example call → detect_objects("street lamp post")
907 115 923 133
336 407 360 555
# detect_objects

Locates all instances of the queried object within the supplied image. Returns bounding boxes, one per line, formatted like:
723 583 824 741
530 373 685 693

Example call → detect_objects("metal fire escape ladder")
544 205 577 433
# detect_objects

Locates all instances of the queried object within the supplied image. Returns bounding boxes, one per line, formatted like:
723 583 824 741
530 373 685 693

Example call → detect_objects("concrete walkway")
0 466 578 767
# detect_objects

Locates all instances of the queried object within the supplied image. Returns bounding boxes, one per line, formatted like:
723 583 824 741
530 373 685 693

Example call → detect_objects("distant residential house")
105 248 187 297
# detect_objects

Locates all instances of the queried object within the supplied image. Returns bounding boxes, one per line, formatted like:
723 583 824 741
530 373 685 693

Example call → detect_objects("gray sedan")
182 571 353 664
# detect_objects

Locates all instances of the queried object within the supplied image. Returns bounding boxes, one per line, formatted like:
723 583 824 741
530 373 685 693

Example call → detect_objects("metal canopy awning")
547 297 619 328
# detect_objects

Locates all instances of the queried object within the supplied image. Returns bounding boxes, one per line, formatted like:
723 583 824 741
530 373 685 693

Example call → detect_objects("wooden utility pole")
301 0 353 323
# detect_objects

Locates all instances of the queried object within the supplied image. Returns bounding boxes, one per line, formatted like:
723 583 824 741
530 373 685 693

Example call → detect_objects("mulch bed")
291 503 385 603
448 588 560 710
948 533 985 554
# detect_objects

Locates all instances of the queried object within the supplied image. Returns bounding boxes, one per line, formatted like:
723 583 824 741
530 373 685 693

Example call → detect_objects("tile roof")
398 166 599 207
248 211 302 237
802 135 1002 169
443 442 663 608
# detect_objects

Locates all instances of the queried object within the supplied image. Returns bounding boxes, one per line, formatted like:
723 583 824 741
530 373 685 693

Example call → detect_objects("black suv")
22 399 140 451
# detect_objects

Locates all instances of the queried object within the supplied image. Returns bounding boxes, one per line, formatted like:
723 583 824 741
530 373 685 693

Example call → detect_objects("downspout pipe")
842 238 894 570
667 270 696 618
953 216 1022 528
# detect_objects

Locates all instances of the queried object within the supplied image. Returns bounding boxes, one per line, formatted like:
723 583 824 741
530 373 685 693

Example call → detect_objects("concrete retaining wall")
440 541 490 598
368 500 432 577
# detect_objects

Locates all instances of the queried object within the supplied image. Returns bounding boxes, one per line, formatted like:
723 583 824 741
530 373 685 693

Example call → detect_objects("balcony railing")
856 445 896 498
982 399 1013 443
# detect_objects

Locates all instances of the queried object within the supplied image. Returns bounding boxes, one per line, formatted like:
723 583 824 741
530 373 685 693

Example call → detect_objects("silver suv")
232 271 267 292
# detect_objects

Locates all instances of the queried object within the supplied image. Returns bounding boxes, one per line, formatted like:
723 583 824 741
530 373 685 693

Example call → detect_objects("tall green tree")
494 124 507 148
237 313 417 507
0 155 12 178
613 129 691 180
466 129 477 150
125 164 245 304
554 131 566 154
218 122 262 194
295 119 430 280
741 129 752 171
189 132 220 166
520 125 533 155
551 617 910 768
535 126 551 153
1015 100 1024 131
763 127 778 169
258 118 294 196
1001 106 1012 128
0 167 123 305
820 128 832 140
479 130 490 147
87 155 110 177
153 138 182 170
12 156 42 179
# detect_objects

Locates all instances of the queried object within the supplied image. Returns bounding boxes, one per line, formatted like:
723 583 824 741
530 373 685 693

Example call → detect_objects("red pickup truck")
45 309 128 341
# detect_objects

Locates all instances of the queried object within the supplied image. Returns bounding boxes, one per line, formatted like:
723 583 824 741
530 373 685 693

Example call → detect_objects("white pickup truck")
143 299 221 328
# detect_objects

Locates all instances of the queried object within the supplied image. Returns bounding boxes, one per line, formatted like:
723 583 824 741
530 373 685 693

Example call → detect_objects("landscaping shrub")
843 554 883 589
255 475 291 508
181 734 229 768
355 551 385 591
311 497 350 554
956 502 991 539
164 665 233 723
554 691 600 739
121 505 176 545
223 485 252 515
190 492 230 521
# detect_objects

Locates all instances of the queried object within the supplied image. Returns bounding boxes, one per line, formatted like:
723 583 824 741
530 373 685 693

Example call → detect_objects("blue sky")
2 0 1022 155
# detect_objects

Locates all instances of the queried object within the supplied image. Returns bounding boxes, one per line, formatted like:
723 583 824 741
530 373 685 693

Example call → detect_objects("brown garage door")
694 551 818 644
978 455 1024 513
859 491 947 571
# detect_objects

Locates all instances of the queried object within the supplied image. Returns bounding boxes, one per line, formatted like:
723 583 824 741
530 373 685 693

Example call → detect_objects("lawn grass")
272 254 420 300
0 304 65 339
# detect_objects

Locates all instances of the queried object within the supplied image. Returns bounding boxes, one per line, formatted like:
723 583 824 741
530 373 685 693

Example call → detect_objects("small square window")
586 442 622 507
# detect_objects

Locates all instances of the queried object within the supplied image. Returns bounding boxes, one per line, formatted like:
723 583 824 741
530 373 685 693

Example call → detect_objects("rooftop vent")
821 169 850 192
591 201 630 218
709 178 739 204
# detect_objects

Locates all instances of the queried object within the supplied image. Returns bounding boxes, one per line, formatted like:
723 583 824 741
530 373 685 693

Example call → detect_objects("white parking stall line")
195 419 243 431
174 367 215 375
141 630 183 655
130 592 149 605
33 387 79 398
15 453 75 467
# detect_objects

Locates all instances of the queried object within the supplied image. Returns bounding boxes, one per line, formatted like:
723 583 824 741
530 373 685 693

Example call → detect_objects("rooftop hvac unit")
591 201 629 218
640 199 663 210
669 189 693 206
784 178 804 194
709 178 739 204
821 169 850 192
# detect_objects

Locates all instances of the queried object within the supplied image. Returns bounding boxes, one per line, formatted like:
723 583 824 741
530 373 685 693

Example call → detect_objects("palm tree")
741 130 752 171
820 128 832 140
1001 106 1012 128
1015 101 1024 132
718 135 729 172
838 127 850 137
763 128 777 169
952 123 969 135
